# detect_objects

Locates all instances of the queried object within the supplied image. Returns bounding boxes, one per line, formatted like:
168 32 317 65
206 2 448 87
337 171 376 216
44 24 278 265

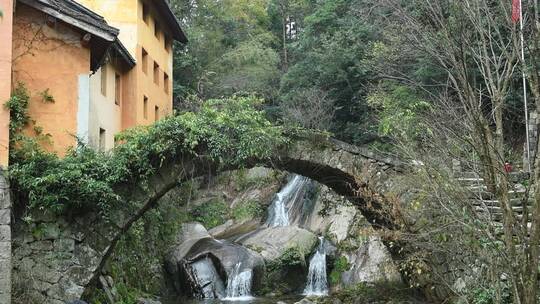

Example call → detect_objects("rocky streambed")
163 171 403 303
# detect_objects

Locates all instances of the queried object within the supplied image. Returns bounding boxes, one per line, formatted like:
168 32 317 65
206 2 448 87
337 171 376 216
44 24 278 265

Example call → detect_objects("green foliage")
471 288 496 304
205 40 280 99
189 198 230 229
329 255 350 285
5 83 31 135
88 186 193 303
367 82 431 141
318 282 418 304
233 199 264 221
469 286 512 304
9 95 288 215
279 0 380 144
5 82 53 164
38 88 55 103
171 0 277 100
269 246 306 270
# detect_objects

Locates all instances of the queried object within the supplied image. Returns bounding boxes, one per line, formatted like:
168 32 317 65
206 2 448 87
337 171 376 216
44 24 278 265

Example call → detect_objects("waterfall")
223 263 254 300
304 237 329 296
267 175 309 227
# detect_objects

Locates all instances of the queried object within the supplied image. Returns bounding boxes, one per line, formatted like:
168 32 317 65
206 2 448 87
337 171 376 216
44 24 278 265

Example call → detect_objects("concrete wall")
88 63 123 151
12 4 91 155
0 0 13 167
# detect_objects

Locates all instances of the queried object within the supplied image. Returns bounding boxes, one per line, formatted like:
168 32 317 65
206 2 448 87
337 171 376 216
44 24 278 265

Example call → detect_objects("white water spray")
267 175 309 227
304 237 329 296
223 263 254 301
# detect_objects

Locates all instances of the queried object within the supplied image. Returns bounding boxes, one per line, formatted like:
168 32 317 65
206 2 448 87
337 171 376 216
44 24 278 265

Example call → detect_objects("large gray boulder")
341 237 401 285
235 226 318 261
283 183 359 245
208 218 261 240
166 226 264 298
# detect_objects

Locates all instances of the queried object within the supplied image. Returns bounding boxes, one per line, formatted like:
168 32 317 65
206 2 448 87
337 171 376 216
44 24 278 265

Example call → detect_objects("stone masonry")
0 171 11 304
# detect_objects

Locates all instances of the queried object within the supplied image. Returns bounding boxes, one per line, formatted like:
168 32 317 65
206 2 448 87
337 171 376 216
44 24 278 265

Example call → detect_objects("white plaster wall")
88 63 122 151
77 74 90 144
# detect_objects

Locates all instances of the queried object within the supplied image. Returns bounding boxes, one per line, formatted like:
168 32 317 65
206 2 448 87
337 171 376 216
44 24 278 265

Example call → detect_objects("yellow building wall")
12 4 91 156
76 0 139 56
0 0 13 166
135 0 173 127
88 62 123 151
75 0 174 130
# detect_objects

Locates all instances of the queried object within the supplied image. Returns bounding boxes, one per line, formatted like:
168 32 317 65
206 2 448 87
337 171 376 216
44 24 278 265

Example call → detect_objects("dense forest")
7 0 540 304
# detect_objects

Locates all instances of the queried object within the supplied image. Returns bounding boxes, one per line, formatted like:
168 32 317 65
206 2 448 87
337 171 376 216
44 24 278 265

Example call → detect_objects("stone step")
457 177 485 186
467 185 488 192
467 189 527 200
471 198 533 207
474 205 530 214
480 212 532 222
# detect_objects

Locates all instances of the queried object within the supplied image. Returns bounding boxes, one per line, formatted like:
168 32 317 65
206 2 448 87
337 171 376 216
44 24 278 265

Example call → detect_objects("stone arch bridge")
8 135 408 303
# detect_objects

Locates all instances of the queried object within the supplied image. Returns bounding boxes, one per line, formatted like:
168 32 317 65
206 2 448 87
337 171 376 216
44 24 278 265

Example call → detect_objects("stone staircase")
456 172 533 224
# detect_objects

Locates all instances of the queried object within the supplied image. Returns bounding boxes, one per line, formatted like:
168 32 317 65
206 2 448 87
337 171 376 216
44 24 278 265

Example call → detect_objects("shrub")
9 95 289 215
233 200 264 221
189 199 230 229
329 255 351 285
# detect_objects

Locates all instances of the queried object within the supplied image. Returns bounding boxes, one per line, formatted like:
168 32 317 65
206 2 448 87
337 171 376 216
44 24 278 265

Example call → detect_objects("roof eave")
19 0 118 42
155 0 188 43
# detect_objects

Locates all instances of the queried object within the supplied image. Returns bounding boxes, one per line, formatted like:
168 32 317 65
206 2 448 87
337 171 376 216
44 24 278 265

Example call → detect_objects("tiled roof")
18 0 119 42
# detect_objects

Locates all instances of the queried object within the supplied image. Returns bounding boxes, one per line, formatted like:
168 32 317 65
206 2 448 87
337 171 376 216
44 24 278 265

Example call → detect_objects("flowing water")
223 263 254 301
266 175 310 227
303 237 329 296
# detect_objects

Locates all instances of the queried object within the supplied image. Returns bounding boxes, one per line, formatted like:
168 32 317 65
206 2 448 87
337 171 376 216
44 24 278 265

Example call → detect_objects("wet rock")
341 237 401 285
286 183 359 244
166 232 264 298
294 299 315 304
209 218 261 239
166 223 210 273
236 226 317 260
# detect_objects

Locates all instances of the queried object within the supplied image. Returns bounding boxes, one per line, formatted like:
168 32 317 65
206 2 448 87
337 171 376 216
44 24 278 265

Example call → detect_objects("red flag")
512 0 521 23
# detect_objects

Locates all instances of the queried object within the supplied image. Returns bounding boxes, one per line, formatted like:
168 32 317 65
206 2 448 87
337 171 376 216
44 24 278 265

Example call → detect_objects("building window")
142 3 150 24
153 62 159 85
115 73 121 105
99 128 106 151
100 66 107 96
164 73 169 94
155 106 159 121
142 48 148 74
164 35 171 52
143 95 148 119
154 22 160 40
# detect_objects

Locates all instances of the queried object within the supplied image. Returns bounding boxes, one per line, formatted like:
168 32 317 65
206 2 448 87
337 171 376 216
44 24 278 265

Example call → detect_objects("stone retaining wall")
0 171 11 304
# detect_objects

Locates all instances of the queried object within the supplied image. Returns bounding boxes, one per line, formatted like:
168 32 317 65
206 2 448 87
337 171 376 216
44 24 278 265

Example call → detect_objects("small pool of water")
163 295 305 304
